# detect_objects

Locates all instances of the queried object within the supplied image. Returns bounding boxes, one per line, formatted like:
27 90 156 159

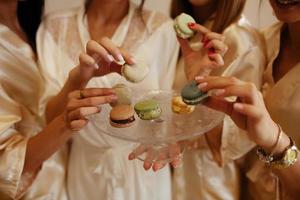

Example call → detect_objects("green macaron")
181 81 208 105
134 100 162 120
174 13 196 39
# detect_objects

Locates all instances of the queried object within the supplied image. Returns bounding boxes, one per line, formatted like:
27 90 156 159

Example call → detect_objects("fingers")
86 40 114 64
196 76 244 92
68 88 116 100
143 147 156 170
177 36 193 56
168 143 182 168
205 39 228 55
68 107 101 121
99 37 125 64
208 53 224 66
188 23 210 35
79 52 99 70
152 152 168 172
203 32 225 43
233 103 264 119
69 119 89 131
67 95 117 111
128 145 150 160
204 98 234 116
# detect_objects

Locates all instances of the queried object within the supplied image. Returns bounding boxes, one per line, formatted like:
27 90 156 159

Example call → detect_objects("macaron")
110 83 132 107
174 13 196 39
181 81 208 105
172 96 195 114
121 60 150 83
109 105 135 128
134 100 162 120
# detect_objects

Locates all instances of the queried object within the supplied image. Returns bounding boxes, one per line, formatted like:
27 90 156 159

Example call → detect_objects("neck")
0 0 18 28
192 1 217 24
86 0 129 25
286 21 300 51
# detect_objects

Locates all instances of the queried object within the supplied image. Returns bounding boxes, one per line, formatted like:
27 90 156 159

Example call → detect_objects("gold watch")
256 137 299 169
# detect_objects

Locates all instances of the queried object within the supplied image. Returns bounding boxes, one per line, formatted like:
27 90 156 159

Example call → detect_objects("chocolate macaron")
110 105 135 128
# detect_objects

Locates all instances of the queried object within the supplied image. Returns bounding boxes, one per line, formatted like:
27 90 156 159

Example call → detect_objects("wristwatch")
257 136 299 169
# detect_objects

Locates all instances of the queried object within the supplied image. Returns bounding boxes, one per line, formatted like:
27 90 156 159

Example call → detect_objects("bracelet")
270 123 283 156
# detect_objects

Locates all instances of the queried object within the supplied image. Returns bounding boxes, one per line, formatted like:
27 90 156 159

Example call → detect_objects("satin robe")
0 25 68 200
37 3 179 200
243 22 300 200
172 17 266 200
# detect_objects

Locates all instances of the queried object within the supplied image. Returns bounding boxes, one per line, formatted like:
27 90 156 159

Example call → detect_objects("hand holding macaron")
64 88 117 131
174 14 228 79
68 38 136 88
195 76 290 153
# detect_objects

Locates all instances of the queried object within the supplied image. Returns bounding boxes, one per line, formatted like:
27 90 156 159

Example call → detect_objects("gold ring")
79 90 85 99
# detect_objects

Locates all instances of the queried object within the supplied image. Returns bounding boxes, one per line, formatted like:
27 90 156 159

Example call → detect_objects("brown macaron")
109 105 135 128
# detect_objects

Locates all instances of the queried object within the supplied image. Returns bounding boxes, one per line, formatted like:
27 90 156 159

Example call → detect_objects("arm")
196 76 300 196
0 86 116 199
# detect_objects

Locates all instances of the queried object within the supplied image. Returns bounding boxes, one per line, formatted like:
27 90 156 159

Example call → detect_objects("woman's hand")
69 38 135 88
195 76 281 151
178 23 228 79
128 143 183 172
64 88 117 131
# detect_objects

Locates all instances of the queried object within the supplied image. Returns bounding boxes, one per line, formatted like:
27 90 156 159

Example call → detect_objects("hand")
195 76 279 150
69 38 135 88
64 88 117 131
178 23 228 79
128 143 183 172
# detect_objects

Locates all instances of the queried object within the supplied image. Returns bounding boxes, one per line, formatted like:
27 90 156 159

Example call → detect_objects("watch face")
284 148 298 164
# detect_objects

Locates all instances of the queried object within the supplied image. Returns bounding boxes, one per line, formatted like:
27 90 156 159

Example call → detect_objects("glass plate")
91 90 224 145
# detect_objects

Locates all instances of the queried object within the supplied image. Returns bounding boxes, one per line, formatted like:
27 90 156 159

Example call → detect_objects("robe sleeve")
0 84 39 199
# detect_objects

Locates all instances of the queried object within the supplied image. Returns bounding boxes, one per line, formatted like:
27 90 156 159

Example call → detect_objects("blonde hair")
171 0 246 33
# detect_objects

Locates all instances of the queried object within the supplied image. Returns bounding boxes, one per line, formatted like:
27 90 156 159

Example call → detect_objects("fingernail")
130 57 136 64
144 162 151 170
198 82 207 89
110 95 118 101
188 22 195 27
195 76 204 80
234 103 243 110
116 54 125 62
214 89 225 96
105 55 114 63
94 63 100 69
128 153 135 160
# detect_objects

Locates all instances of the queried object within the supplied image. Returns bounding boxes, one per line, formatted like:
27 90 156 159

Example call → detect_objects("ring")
79 90 85 99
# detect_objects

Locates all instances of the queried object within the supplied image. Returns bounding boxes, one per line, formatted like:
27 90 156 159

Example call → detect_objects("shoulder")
262 22 283 43
224 16 264 50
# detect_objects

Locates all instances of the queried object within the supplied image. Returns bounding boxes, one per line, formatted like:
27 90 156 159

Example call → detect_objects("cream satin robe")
243 22 300 200
37 3 179 200
172 17 266 200
0 25 68 199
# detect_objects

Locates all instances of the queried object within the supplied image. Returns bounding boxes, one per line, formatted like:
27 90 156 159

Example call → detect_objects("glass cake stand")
91 90 224 163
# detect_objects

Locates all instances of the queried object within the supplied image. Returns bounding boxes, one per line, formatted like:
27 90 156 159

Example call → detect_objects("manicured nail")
105 54 114 63
116 54 125 62
188 22 195 27
94 63 100 69
214 89 225 96
198 82 207 89
234 103 243 110
130 57 136 64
